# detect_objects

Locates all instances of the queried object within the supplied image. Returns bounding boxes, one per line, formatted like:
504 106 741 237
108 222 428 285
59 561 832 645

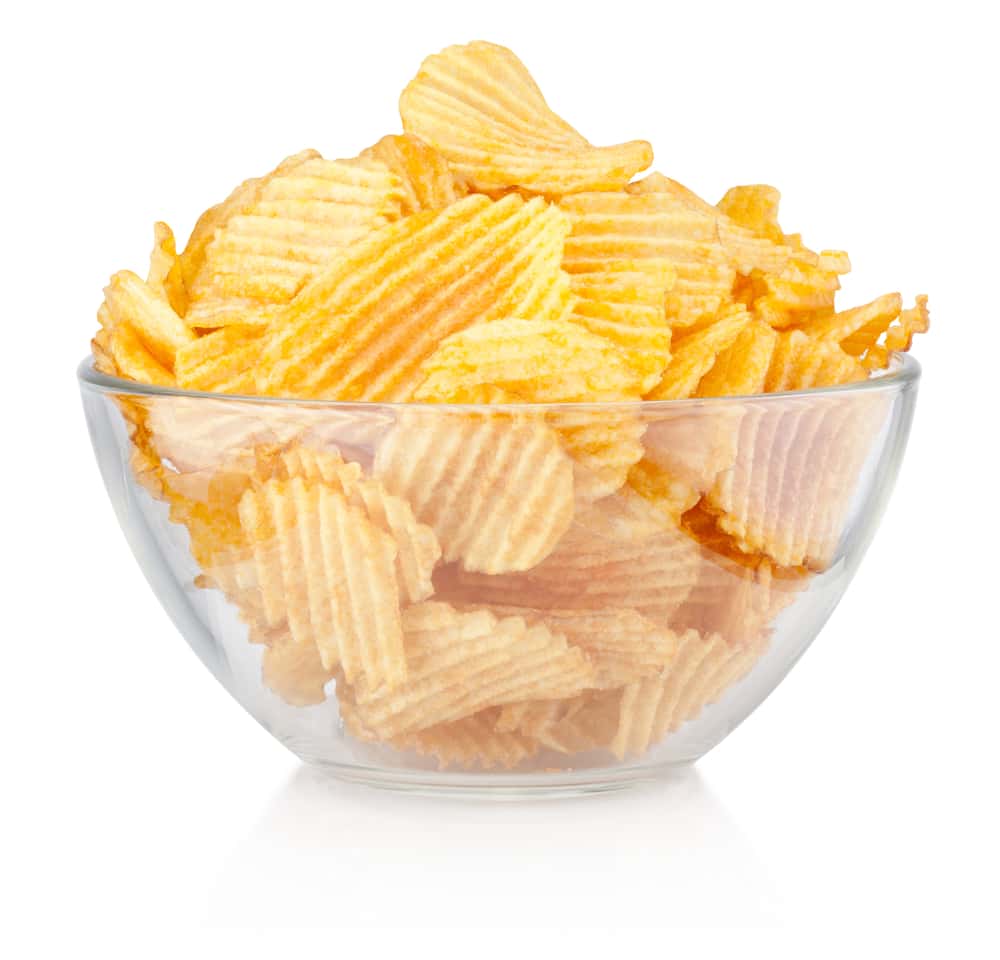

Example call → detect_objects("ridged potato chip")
174 324 265 394
399 41 652 195
185 155 405 328
393 708 538 770
555 411 647 502
359 133 468 215
238 476 407 690
765 329 867 391
146 222 187 315
497 689 623 755
416 318 644 403
716 185 785 243
261 627 336 706
256 194 572 401
696 318 777 397
561 189 736 329
374 412 574 574
341 602 595 739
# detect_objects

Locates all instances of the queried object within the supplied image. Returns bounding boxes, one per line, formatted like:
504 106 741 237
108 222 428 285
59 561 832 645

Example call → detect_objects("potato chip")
261 628 335 706
238 476 407 690
611 629 722 758
437 512 703 622
107 321 174 386
177 149 321 299
645 304 751 400
716 185 784 243
394 708 538 770
555 411 647 502
750 256 846 328
185 156 405 328
399 41 652 195
102 270 195 372
884 294 930 353
561 189 736 329
466 605 681 689
696 318 777 397
373 411 574 574
705 391 888 568
359 133 468 214
174 325 265 394
146 222 187 315
496 689 622 754
415 318 644 403
765 329 867 391
342 602 595 739
801 292 902 352
256 193 573 401
566 260 675 392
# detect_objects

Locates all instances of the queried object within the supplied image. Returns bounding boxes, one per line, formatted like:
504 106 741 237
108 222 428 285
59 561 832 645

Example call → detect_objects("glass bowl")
78 354 919 796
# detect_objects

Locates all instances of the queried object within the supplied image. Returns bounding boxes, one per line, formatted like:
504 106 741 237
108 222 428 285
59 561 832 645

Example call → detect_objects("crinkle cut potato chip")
399 41 652 195
374 411 574 574
256 194 573 402
86 38 930 773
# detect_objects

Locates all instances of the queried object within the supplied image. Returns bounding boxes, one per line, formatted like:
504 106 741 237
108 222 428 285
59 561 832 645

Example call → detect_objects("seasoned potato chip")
238 476 407 690
416 318 644 403
185 156 405 328
359 133 468 214
374 412 574 574
562 189 736 329
256 194 572 401
646 304 751 400
341 602 595 739
399 41 652 195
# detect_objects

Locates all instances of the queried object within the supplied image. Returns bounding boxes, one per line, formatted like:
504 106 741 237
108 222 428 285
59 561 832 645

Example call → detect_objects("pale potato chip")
238 476 407 690
359 133 468 214
645 304 751 400
561 189 736 329
497 689 622 755
261 628 335 706
627 457 702 522
393 707 538 770
185 156 405 328
555 411 647 502
611 629 721 758
256 194 573 401
373 411 574 574
399 41 652 195
415 318 644 403
341 602 595 739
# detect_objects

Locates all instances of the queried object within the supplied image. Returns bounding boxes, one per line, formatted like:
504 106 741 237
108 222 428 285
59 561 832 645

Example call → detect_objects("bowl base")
302 758 696 799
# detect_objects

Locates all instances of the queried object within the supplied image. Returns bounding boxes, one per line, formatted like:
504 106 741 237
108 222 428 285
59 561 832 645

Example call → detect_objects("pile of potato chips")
91 41 928 770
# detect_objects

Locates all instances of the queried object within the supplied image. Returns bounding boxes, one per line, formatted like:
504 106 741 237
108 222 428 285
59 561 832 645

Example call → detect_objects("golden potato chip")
611 629 721 758
174 325 265 394
394 708 538 770
802 292 902 351
696 318 777 397
627 457 702 522
185 156 405 328
177 149 321 299
399 41 652 195
146 222 187 314
102 270 195 372
749 256 846 328
566 260 675 392
342 602 595 739
261 628 335 706
556 411 647 502
884 294 930 353
645 304 751 400
107 322 174 386
373 412 574 574
359 133 468 214
238 476 407 690
415 318 644 403
561 189 736 329
256 194 573 401
765 329 867 391
716 185 784 243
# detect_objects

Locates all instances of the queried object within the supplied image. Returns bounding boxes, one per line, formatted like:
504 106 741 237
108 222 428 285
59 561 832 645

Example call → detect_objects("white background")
3 0 998 950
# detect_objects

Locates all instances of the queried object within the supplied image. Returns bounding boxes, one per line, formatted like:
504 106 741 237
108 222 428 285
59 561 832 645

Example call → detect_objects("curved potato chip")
884 294 930 353
803 293 902 351
393 708 538 770
174 325 265 395
147 222 187 315
374 411 574 574
556 411 646 502
696 318 777 397
256 194 572 401
416 318 643 403
399 41 652 195
186 156 405 328
716 185 785 243
342 602 595 739
562 189 736 329
261 627 336 706
765 329 867 391
359 133 468 214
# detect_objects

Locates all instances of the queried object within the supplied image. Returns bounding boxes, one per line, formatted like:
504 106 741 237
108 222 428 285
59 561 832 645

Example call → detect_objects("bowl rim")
77 351 920 412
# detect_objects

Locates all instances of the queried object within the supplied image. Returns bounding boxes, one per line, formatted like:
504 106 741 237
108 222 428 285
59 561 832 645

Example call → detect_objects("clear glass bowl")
78 355 919 796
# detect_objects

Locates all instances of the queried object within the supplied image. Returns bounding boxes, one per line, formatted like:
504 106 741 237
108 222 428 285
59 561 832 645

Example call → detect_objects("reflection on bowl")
79 355 918 795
